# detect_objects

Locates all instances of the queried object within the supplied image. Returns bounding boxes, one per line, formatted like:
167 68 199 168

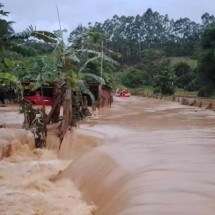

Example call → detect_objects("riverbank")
129 87 215 111
152 94 215 111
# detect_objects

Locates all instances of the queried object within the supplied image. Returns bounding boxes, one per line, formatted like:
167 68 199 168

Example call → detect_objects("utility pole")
56 5 65 64
56 5 62 31
100 40 104 81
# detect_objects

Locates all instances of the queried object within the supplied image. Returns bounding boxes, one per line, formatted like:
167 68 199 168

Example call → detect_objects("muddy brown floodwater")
60 96 215 215
0 129 95 214
1 96 215 215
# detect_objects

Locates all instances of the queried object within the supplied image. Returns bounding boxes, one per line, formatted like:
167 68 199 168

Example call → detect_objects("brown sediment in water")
0 105 24 128
57 96 215 215
0 149 95 215
206 102 213 110
59 127 103 160
0 128 95 214
58 149 130 215
1 97 215 214
0 128 34 159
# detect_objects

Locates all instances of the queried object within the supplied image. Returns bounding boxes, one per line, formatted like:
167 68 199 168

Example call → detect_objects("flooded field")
1 96 215 215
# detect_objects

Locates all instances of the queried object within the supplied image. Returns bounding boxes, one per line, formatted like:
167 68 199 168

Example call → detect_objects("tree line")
69 9 215 96
1 3 215 101
69 9 215 63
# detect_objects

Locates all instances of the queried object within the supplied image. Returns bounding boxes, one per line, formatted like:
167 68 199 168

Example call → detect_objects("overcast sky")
2 0 215 33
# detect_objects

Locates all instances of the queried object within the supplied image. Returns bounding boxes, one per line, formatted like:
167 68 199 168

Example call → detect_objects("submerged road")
62 96 215 215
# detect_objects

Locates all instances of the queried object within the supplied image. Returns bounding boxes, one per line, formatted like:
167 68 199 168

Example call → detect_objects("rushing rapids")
0 113 95 214
1 96 215 214
60 96 215 215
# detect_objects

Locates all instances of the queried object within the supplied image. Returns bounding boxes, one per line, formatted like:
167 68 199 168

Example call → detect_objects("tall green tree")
0 3 14 49
198 26 215 96
70 9 213 64
174 62 194 90
153 61 175 95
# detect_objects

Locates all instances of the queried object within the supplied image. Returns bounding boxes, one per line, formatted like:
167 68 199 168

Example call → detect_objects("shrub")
121 68 148 88
153 61 175 95
198 86 214 97
174 62 194 90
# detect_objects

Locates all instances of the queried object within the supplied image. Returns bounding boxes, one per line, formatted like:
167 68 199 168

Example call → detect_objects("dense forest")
1 3 215 98
69 9 215 96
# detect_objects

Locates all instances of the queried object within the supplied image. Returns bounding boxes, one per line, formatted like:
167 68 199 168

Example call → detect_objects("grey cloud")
2 0 215 33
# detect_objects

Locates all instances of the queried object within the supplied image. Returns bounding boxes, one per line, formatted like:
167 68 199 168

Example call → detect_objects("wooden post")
59 87 73 146
47 82 65 124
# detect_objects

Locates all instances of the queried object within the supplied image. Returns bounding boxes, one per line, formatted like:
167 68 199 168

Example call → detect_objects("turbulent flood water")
1 97 215 215
61 96 215 215
0 145 95 215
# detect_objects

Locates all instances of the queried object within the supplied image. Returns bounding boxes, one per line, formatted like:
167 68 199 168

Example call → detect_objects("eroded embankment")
58 97 215 215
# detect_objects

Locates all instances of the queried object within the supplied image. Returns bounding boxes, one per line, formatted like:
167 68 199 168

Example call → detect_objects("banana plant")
9 26 117 137
0 72 23 101
0 72 18 85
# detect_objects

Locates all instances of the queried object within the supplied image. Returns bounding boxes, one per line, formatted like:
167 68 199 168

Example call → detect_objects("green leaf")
81 72 105 85
77 80 95 104
0 72 18 84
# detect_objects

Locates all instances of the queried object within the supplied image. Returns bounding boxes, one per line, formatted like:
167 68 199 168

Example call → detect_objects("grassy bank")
129 87 215 99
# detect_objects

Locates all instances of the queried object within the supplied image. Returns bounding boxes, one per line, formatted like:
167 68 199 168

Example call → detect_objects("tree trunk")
59 87 73 146
47 82 65 124
62 87 72 129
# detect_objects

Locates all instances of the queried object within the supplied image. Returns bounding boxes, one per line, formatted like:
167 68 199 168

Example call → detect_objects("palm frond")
32 31 58 43
77 48 119 66
0 10 9 16
102 54 120 66
65 52 80 64
11 26 58 43
80 73 105 85
11 25 36 40
0 3 9 16
77 49 101 55
79 56 100 72
77 80 95 104
0 72 18 85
